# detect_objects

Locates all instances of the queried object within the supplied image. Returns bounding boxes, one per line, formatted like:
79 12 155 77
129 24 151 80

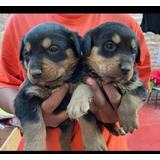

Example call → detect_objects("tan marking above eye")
23 61 28 70
66 48 74 58
42 38 52 49
26 42 31 52
112 34 121 44
131 39 136 49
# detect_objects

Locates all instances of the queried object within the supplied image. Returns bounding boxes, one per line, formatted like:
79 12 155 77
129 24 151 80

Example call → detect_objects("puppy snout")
30 64 43 79
120 65 131 74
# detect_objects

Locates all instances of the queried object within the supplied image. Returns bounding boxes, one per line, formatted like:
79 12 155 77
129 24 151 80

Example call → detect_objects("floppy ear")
136 42 141 63
82 31 92 56
70 32 82 58
19 36 25 61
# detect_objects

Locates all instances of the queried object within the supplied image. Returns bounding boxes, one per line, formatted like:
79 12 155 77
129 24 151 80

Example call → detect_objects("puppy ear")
70 32 82 58
19 36 25 61
82 31 92 56
136 42 141 63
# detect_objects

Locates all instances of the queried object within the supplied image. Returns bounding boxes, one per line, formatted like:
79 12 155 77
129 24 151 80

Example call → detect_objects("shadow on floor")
127 101 160 151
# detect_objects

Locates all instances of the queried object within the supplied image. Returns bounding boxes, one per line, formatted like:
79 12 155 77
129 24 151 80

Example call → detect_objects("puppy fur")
14 22 82 151
67 22 147 150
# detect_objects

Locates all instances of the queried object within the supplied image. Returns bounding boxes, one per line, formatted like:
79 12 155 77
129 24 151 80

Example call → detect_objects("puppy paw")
110 127 126 136
105 123 126 136
66 97 90 119
84 139 107 151
118 112 139 134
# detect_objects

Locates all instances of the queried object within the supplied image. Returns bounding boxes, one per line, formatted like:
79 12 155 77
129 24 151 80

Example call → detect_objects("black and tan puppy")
67 22 147 150
14 22 81 150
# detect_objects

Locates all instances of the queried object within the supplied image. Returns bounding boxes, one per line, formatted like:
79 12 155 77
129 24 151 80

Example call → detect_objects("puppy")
14 22 82 151
67 22 147 150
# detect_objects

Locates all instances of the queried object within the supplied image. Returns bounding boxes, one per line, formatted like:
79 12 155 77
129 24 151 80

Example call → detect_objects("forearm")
0 88 18 114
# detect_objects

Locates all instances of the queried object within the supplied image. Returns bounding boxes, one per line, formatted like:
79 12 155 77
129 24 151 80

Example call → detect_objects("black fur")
14 22 82 150
81 21 147 134
82 22 141 63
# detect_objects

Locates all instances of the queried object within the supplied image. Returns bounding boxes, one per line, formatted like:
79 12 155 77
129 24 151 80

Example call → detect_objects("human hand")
41 84 69 127
86 77 121 123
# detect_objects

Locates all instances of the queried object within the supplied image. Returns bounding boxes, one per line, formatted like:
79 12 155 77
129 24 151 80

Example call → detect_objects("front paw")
104 123 126 136
118 112 139 133
83 133 107 151
66 98 90 119
84 140 107 151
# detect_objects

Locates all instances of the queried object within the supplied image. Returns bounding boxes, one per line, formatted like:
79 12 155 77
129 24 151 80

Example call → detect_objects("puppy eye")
49 45 59 53
104 42 115 50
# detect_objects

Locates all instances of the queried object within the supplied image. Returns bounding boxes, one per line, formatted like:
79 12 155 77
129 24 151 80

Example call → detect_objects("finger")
45 111 69 127
86 77 107 107
42 84 69 114
86 77 119 123
97 109 119 123
102 82 121 109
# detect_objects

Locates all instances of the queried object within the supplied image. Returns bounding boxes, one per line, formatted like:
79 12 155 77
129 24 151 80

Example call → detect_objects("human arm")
0 88 18 114
0 85 69 127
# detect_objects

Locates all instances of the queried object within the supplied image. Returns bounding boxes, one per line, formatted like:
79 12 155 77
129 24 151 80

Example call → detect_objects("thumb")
102 82 121 109
86 77 106 107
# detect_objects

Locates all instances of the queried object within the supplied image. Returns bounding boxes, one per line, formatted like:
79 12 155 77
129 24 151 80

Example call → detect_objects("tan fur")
59 123 74 151
27 48 78 87
131 39 136 49
104 123 126 136
42 38 51 49
26 86 52 99
78 116 107 151
119 77 143 91
87 46 143 134
87 46 119 78
87 46 134 82
112 34 121 44
64 48 79 68
22 110 46 151
67 83 93 119
23 61 28 71
127 62 134 81
117 94 143 133
26 42 31 52
27 58 64 85
120 62 134 81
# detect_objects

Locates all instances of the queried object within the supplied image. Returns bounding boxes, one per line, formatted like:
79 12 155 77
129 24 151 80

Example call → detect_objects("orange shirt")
0 14 151 151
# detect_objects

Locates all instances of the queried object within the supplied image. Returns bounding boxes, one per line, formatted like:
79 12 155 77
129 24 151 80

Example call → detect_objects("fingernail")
64 83 69 88
86 78 97 91
86 78 93 85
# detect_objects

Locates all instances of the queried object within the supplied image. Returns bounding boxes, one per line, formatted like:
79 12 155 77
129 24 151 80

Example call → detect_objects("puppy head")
82 21 141 83
19 22 81 86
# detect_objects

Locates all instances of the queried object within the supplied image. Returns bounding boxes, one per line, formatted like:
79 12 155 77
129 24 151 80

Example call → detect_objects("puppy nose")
120 65 131 74
30 65 42 79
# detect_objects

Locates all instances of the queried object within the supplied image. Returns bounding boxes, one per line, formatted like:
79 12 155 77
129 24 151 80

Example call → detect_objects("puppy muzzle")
30 64 43 79
120 64 131 75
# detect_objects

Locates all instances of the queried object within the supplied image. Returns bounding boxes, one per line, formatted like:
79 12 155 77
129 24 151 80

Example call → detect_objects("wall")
0 14 160 70
0 14 10 32
129 14 160 70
